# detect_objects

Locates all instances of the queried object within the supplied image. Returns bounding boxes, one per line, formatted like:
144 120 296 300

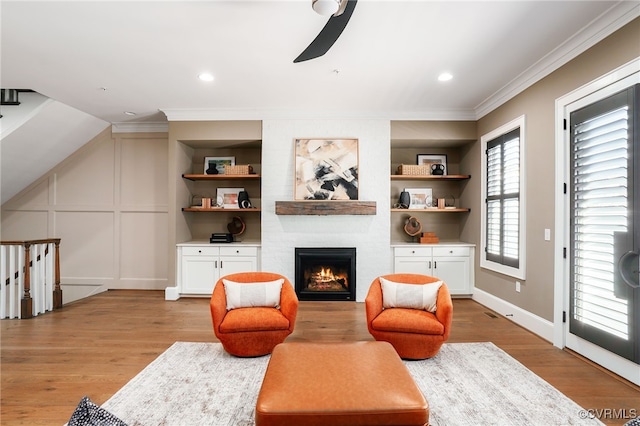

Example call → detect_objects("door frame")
553 58 640 385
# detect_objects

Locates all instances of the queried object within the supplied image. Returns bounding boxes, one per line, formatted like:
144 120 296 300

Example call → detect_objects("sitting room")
1 1 639 425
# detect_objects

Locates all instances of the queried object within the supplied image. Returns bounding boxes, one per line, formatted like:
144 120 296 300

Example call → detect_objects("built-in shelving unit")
182 173 260 181
390 207 470 213
390 174 471 213
390 120 477 244
182 173 262 212
390 174 471 181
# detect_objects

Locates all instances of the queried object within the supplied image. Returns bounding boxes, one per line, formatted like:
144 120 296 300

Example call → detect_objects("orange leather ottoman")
255 342 429 426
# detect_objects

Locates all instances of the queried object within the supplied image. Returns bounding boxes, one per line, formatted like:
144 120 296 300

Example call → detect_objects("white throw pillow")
380 277 443 312
223 278 284 310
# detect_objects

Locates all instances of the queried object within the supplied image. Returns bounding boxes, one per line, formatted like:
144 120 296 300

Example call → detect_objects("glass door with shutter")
568 84 639 366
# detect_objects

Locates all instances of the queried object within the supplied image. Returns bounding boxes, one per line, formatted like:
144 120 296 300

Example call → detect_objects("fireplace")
295 247 356 301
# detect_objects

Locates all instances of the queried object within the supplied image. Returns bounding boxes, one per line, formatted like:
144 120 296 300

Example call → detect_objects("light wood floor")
1 291 638 425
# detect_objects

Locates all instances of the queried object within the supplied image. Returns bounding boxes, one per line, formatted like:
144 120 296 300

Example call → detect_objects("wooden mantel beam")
275 201 376 216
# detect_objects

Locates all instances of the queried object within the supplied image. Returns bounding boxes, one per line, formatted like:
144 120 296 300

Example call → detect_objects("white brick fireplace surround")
261 119 391 302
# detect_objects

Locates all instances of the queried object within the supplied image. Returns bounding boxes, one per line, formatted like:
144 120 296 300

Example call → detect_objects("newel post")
21 242 33 319
53 239 62 309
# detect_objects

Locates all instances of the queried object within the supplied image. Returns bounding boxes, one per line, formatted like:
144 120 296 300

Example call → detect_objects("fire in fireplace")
295 247 356 301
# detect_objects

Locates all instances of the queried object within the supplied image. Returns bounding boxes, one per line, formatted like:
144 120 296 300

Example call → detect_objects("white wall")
261 119 392 301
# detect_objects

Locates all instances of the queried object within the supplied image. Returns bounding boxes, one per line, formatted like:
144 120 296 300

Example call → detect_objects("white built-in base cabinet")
165 243 259 300
392 244 475 296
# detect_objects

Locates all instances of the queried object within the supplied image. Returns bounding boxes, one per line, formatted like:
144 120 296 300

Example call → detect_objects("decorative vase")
431 164 445 175
398 191 410 208
238 191 251 208
206 164 218 175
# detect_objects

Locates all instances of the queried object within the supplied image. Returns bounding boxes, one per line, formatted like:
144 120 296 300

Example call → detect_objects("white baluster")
1 245 6 319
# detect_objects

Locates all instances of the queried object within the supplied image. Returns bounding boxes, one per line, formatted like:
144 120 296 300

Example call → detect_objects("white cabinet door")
219 246 258 277
394 256 432 274
219 256 258 277
432 256 469 294
393 247 433 274
182 254 218 294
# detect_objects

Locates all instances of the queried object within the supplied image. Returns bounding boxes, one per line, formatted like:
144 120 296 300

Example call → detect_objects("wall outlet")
515 281 521 292
544 228 551 241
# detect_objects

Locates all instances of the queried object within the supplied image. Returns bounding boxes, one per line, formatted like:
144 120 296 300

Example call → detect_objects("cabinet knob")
411 250 415 254
449 250 453 254
198 250 202 253
236 250 240 254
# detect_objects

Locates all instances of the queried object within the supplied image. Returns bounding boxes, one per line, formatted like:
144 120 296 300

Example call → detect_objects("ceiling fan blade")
294 0 357 63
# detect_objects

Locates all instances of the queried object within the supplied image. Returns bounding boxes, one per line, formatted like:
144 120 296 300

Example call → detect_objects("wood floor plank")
1 290 638 425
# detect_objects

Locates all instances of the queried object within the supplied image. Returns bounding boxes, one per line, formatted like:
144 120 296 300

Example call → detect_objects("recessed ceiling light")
198 73 214 82
438 72 453 82
124 111 136 116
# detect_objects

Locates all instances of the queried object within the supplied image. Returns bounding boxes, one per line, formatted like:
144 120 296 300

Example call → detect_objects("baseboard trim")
165 286 180 301
472 288 554 343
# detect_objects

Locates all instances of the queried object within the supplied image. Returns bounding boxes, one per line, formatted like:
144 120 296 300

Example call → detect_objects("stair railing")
0 239 62 319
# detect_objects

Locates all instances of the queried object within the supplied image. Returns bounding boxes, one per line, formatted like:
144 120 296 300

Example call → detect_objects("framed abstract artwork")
294 138 359 200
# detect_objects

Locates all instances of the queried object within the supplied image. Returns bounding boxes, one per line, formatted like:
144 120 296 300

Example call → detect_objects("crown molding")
474 1 640 119
111 122 169 133
159 107 477 122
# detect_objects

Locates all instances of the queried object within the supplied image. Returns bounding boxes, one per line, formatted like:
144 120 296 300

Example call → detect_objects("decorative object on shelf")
403 216 422 237
445 194 455 208
394 191 410 209
204 156 235 174
420 232 440 244
294 138 358 201
210 233 234 243
225 164 253 175
238 191 252 209
191 194 203 208
397 164 431 176
216 187 244 209
437 198 446 209
417 154 447 176
227 216 246 236
405 188 433 209
431 163 445 175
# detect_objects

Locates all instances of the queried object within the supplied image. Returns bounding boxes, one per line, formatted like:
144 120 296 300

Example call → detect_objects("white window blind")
572 106 629 340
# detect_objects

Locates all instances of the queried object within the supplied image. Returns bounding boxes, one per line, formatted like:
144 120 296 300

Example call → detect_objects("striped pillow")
380 277 442 312
223 278 284 310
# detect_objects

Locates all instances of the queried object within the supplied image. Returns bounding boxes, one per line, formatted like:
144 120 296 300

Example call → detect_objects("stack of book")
419 232 439 244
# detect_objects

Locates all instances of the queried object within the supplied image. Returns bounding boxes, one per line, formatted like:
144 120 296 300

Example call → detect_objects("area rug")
101 342 603 426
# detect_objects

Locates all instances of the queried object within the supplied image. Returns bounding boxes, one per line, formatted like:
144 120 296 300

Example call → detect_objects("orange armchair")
210 272 298 357
365 273 453 360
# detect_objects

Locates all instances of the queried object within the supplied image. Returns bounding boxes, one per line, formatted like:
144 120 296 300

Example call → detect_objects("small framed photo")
404 188 433 209
417 154 447 175
216 187 244 209
204 156 235 175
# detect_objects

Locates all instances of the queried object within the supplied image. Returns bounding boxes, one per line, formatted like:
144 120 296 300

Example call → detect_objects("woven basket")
397 164 431 175
225 165 253 175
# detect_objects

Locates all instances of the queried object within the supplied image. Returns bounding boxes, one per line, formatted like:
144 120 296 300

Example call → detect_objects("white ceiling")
1 1 639 125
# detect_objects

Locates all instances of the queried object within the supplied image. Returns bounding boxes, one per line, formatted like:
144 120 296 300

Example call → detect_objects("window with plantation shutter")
481 116 526 279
